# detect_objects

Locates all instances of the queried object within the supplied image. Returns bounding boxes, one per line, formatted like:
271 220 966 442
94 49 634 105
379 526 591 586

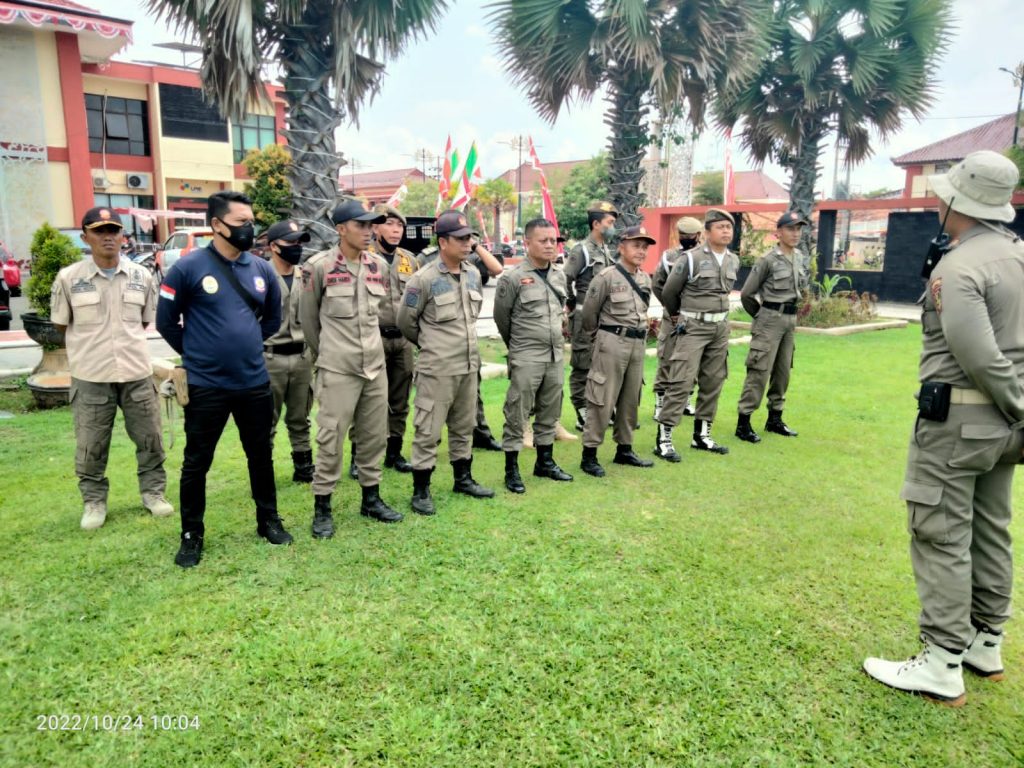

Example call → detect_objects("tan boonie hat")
586 200 620 217
928 150 1020 223
676 216 702 234
374 204 406 226
619 225 655 244
704 208 735 227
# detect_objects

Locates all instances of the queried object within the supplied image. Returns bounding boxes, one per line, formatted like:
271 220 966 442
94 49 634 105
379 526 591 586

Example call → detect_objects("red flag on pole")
528 137 561 242
723 129 736 205
436 134 453 214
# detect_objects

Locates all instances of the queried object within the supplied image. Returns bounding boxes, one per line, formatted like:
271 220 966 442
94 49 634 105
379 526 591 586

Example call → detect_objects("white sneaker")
964 626 1005 681
142 492 174 517
863 642 966 707
80 501 107 530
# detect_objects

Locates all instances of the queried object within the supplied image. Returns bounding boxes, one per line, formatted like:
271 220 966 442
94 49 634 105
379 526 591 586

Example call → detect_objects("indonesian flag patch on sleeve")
159 284 176 301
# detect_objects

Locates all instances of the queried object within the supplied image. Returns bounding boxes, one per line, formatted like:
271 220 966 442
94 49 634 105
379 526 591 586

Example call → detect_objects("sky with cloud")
89 0 1023 197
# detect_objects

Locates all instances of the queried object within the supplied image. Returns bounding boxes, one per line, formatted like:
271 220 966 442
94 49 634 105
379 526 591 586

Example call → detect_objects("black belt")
599 324 646 340
761 301 798 315
379 325 404 340
264 342 305 355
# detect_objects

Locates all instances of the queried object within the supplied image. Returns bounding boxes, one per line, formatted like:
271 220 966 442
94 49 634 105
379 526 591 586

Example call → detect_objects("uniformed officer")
735 211 810 443
565 200 619 431
300 198 402 534
579 225 655 477
51 206 172 530
656 208 739 460
864 151 1024 706
262 220 315 481
493 217 574 493
652 216 703 422
397 209 494 515
370 204 417 472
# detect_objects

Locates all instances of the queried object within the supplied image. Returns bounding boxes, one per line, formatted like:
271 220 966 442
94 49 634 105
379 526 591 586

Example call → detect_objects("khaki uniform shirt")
493 260 567 363
299 248 389 379
662 245 739 316
565 234 613 307
370 244 418 329
921 224 1024 425
264 268 305 347
740 246 809 315
397 258 483 376
581 264 651 335
653 247 685 321
50 257 156 382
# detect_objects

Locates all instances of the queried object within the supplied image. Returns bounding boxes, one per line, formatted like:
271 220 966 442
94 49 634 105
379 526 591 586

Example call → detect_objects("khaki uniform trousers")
411 372 478 469
653 319 678 394
583 332 645 448
312 369 387 493
383 336 414 439
901 402 1023 650
265 349 313 452
569 310 593 410
70 377 166 503
660 319 729 425
501 360 565 452
737 309 796 415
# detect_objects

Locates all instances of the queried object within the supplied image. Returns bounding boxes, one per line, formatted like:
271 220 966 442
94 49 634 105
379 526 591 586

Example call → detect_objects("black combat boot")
312 494 335 539
348 443 358 480
472 426 502 451
256 508 294 545
292 449 314 483
504 451 526 494
765 410 798 437
384 435 413 473
360 485 403 523
735 413 761 443
580 446 605 477
174 531 203 568
411 467 436 516
653 422 681 462
534 443 573 482
452 457 495 498
614 444 654 467
691 419 728 454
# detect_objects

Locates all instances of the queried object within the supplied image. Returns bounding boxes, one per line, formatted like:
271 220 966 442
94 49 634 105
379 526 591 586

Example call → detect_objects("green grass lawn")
2 326 1022 767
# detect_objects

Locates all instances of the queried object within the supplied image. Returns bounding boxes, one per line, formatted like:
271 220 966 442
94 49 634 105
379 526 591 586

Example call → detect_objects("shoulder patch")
405 286 421 307
519 277 535 286
930 277 942 314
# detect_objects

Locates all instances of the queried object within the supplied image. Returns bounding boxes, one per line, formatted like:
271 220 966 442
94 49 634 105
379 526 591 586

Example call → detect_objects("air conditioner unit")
92 174 109 189
126 172 152 190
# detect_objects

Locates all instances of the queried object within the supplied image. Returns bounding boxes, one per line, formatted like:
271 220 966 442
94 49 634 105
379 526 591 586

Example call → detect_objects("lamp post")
999 63 1024 147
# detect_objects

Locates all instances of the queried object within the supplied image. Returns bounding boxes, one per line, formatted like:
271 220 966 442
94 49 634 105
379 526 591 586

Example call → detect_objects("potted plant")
22 223 81 408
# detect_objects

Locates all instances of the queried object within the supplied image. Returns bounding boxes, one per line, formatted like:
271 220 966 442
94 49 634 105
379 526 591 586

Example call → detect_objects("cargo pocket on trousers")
316 414 340 458
745 338 771 371
585 370 607 408
948 423 1011 471
900 480 947 543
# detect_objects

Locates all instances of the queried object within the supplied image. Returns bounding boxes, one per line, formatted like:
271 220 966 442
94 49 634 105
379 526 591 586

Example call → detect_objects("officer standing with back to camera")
262 219 315 482
564 200 619 431
579 225 656 477
398 210 495 515
652 216 703 422
493 217 574 494
864 150 1024 707
734 211 810 444
655 208 739 461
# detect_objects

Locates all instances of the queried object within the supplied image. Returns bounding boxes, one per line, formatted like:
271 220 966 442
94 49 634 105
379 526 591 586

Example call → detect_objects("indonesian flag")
451 142 480 210
723 128 736 205
387 183 408 208
528 137 561 242
159 284 175 302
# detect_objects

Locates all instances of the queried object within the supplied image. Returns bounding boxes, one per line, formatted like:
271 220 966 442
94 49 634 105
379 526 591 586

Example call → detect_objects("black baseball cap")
265 220 311 243
776 210 809 228
435 209 473 238
619 225 656 244
82 207 123 230
331 199 386 224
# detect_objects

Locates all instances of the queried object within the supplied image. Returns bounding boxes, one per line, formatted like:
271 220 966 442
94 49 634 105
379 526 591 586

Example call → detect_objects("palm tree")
473 178 517 244
147 0 448 248
488 0 764 224
715 0 952 218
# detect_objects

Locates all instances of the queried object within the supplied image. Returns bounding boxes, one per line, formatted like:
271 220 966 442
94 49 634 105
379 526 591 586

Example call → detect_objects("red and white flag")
528 137 561 242
436 134 454 214
723 129 736 205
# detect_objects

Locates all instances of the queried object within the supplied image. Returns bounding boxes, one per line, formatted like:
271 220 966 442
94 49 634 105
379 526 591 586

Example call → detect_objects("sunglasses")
89 225 123 235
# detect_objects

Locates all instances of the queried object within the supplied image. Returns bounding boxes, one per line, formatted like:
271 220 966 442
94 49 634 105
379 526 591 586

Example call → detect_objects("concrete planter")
21 313 70 408
729 318 908 336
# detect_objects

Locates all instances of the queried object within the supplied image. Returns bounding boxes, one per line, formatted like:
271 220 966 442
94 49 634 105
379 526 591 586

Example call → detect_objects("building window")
232 114 278 163
158 83 228 143
85 94 150 156
92 193 157 243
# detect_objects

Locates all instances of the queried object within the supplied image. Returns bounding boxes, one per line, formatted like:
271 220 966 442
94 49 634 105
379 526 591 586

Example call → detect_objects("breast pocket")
121 289 146 323
770 262 794 291
365 280 387 316
70 291 102 325
432 290 458 322
696 267 721 291
325 283 356 318
468 289 483 319
609 290 632 320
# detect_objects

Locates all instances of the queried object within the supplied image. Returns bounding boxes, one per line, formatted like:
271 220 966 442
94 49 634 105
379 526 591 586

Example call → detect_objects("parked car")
0 275 10 331
155 227 215 273
3 257 21 297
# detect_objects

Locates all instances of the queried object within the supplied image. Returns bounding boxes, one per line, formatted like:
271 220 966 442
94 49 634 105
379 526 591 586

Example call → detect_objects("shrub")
798 288 877 328
26 223 81 318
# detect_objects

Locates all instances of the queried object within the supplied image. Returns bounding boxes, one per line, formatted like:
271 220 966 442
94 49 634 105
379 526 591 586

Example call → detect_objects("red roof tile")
342 167 426 188
497 160 589 190
892 114 1016 166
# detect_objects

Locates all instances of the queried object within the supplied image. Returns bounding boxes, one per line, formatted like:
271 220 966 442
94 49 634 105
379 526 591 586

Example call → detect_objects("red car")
3 257 20 297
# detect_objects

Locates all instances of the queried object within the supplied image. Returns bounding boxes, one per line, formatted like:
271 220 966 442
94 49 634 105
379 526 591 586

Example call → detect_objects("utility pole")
999 63 1024 147
408 148 436 179
500 136 529 231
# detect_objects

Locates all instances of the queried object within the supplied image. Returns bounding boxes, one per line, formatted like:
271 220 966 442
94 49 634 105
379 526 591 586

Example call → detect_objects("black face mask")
276 243 303 265
680 237 700 251
217 220 255 252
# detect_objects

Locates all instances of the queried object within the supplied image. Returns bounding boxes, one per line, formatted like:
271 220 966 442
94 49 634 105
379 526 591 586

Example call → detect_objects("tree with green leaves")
715 0 953 218
400 180 441 217
473 178 517 243
488 0 763 225
556 154 611 240
243 144 293 230
692 171 724 205
1007 146 1024 190
148 0 448 249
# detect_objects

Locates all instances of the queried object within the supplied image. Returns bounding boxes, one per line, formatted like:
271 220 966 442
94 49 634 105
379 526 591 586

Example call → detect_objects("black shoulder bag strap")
208 253 264 319
533 269 566 306
614 263 650 307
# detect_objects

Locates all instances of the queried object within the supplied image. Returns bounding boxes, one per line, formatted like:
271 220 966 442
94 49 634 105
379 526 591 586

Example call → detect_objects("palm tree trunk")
785 125 823 220
279 5 344 252
605 68 649 226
